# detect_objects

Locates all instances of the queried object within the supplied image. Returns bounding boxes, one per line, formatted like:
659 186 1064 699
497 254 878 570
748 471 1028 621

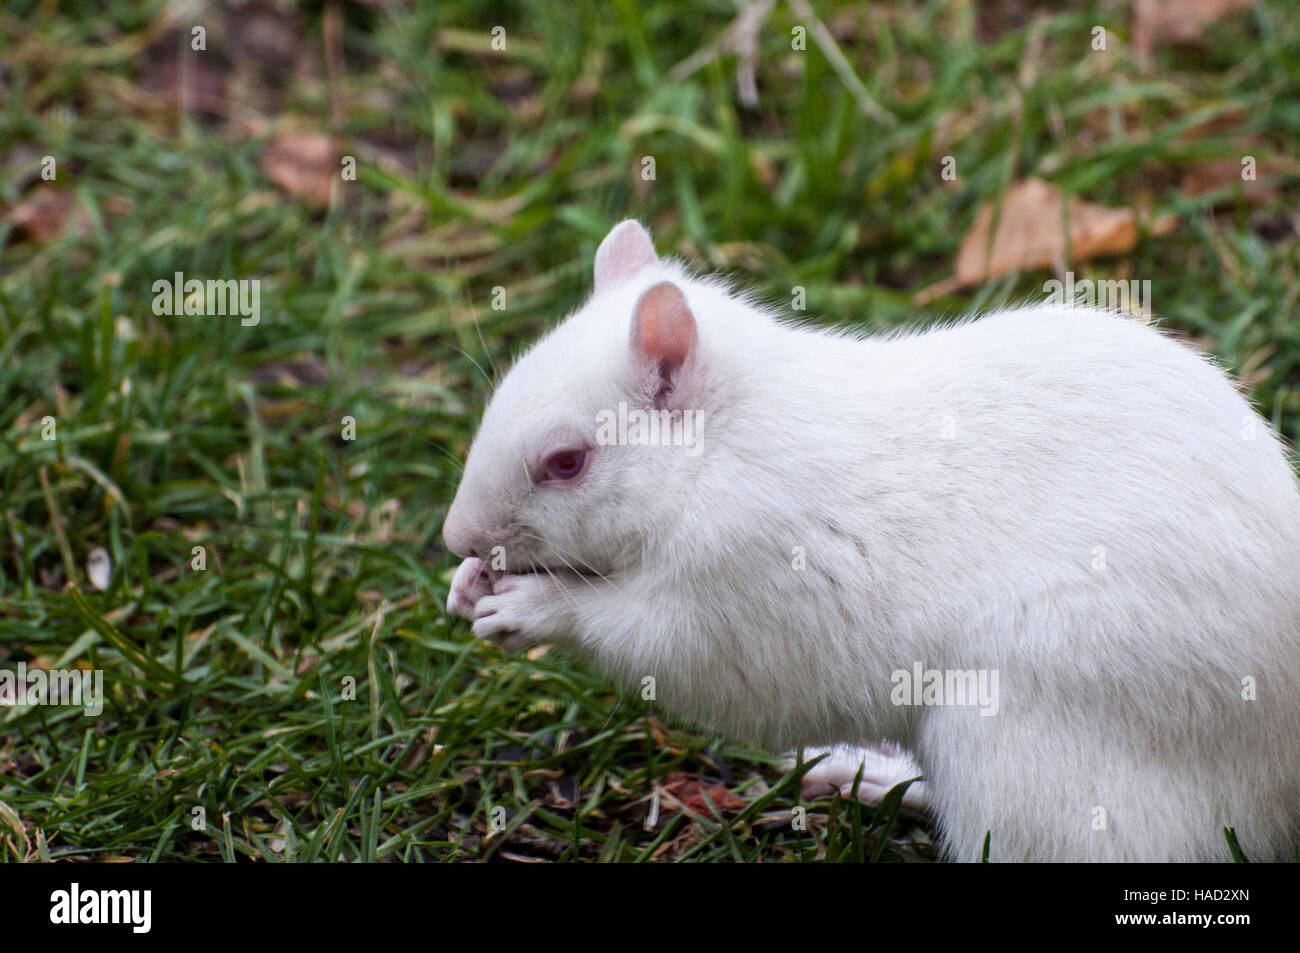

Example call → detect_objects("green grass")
1 0 1298 862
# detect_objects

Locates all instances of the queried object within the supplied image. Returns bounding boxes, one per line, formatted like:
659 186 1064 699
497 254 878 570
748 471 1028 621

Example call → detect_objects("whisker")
465 294 502 384
451 344 495 392
414 434 466 473
522 531 604 575
519 530 605 578
519 531 606 592
539 563 580 611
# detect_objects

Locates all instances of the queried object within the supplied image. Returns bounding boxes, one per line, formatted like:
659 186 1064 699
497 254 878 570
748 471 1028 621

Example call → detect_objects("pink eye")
543 449 587 482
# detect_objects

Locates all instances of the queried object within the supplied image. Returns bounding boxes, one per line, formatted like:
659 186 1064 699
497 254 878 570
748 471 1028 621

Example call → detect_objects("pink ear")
594 220 657 293
632 282 696 375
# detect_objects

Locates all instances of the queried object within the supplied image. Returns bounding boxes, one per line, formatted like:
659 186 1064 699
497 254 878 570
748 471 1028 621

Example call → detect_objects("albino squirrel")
444 220 1300 862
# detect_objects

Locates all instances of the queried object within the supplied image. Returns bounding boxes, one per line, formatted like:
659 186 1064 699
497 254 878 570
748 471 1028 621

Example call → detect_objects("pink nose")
442 507 475 557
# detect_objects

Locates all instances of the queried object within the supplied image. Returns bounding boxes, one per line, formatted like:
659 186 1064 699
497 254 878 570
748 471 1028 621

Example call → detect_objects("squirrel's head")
442 220 716 579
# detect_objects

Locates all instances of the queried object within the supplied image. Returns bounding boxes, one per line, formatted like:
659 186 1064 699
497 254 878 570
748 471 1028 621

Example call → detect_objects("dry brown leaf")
1180 155 1295 204
248 353 331 389
661 771 747 816
141 52 228 115
4 186 88 244
917 178 1175 303
260 132 337 208
1134 0 1255 56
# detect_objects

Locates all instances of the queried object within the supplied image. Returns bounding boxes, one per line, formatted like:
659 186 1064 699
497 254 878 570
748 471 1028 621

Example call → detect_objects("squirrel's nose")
442 506 476 558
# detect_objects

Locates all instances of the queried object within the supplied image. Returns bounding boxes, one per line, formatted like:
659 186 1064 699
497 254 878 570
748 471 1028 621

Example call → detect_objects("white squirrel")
443 219 1300 862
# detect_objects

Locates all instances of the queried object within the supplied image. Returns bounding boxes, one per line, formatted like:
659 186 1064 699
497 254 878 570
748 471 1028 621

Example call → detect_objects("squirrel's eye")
543 449 587 483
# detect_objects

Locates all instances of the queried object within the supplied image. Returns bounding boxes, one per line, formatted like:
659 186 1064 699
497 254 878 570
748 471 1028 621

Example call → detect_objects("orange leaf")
1134 0 1255 56
1180 155 1295 205
5 186 88 244
662 772 747 815
260 132 337 208
917 178 1174 302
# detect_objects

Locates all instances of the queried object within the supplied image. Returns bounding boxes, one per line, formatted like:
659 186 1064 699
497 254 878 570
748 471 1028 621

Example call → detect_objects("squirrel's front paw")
447 557 494 620
471 572 568 652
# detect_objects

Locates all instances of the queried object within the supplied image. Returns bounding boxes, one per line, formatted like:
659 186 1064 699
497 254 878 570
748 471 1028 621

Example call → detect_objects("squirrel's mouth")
519 564 603 580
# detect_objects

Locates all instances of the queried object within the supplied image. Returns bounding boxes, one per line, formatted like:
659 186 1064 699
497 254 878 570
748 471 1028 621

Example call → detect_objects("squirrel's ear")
631 281 696 406
595 220 657 293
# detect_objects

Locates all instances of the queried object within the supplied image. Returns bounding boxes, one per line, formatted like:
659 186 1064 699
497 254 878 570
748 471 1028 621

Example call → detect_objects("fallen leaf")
260 132 337 208
269 820 287 854
254 398 311 424
1180 155 1295 205
1134 0 1255 57
917 178 1175 302
661 771 747 816
5 186 88 244
140 51 228 115
248 353 331 388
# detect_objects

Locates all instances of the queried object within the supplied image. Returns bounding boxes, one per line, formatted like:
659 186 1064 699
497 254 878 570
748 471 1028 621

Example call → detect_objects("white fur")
795 743 930 814
444 221 1300 862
